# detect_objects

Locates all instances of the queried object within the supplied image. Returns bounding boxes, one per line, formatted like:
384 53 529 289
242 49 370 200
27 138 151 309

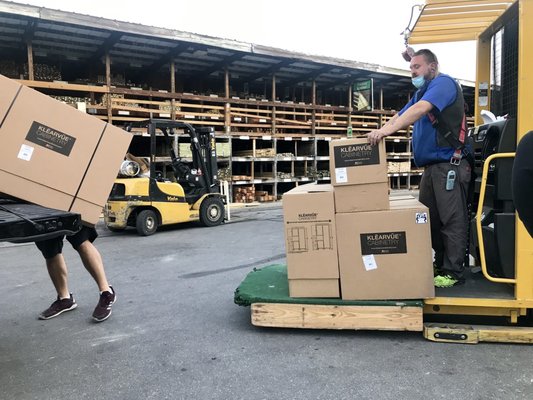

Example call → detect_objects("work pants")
419 161 471 279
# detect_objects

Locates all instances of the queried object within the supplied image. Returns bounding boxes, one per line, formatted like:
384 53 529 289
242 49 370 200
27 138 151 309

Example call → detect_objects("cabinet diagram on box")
286 222 334 254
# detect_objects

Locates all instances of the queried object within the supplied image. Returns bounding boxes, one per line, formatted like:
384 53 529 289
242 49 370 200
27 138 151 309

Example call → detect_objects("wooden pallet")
252 302 423 331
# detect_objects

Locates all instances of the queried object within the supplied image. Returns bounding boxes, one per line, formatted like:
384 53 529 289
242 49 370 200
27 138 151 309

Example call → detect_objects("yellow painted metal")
476 152 517 284
409 0 515 43
105 177 195 227
424 305 510 316
415 16 507 26
515 0 533 302
423 4 510 14
414 1 533 320
426 0 514 6
425 296 532 309
475 37 491 125
424 323 533 344
418 22 492 35
410 33 482 44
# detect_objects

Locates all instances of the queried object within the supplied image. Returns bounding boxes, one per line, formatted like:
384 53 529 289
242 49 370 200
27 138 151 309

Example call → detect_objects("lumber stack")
233 186 255 203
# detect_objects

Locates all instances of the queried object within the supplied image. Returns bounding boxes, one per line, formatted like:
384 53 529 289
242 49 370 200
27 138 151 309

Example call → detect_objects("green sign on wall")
353 79 373 112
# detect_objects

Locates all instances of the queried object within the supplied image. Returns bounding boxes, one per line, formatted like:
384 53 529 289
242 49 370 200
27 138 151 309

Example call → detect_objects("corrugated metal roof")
0 0 420 91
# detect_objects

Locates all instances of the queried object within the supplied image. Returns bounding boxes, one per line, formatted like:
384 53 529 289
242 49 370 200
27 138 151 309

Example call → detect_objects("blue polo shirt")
399 74 458 167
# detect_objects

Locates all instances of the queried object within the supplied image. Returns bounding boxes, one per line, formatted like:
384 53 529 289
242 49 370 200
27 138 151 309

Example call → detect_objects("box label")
415 212 428 224
335 167 348 183
17 144 34 161
362 254 378 271
25 121 76 156
360 231 407 255
334 143 380 168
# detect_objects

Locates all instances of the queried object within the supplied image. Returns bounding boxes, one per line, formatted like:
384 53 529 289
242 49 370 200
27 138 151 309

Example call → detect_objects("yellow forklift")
406 0 533 342
235 0 533 343
104 119 225 236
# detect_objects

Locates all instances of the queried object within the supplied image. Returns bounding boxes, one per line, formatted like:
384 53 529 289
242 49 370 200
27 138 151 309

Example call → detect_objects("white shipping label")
18 144 34 161
335 167 348 183
415 212 428 224
362 254 378 271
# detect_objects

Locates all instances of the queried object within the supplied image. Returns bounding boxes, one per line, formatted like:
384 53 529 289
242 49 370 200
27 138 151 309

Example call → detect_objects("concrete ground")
1 203 532 400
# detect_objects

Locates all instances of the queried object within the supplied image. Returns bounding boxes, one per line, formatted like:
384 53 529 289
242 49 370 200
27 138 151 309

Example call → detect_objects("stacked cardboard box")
329 138 389 213
330 138 434 300
281 137 434 300
0 74 132 225
282 183 340 297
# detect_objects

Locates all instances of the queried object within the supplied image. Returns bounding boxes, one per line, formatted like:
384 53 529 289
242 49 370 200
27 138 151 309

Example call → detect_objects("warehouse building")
0 1 474 200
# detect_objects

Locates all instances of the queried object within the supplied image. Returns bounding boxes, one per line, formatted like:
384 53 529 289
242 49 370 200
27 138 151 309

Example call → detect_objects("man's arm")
367 100 433 145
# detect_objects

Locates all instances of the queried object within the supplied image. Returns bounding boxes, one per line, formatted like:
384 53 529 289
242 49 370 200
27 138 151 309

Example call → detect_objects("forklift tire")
199 197 225 227
136 209 158 236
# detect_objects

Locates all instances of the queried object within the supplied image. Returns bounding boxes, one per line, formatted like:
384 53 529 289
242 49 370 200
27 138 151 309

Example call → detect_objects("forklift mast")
145 119 219 193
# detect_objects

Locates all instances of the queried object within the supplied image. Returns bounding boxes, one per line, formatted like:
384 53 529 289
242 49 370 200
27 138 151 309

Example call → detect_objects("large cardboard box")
336 200 434 300
282 183 340 298
0 74 132 224
329 138 387 186
334 182 389 213
288 279 340 298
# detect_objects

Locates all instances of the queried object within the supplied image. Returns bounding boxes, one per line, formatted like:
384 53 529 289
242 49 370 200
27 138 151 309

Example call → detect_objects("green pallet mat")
234 264 423 308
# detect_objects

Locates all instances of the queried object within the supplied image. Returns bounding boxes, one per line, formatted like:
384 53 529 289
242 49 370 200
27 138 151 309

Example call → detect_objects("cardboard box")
334 182 389 213
329 138 387 186
282 183 340 297
336 200 434 300
0 74 132 225
288 279 340 298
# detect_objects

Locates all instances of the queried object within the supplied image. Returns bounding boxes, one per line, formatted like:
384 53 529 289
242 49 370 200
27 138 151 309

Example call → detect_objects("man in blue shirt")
368 49 471 287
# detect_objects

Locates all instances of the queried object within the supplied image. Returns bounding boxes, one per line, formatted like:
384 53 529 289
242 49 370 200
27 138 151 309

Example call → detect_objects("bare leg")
45 254 70 299
76 241 111 293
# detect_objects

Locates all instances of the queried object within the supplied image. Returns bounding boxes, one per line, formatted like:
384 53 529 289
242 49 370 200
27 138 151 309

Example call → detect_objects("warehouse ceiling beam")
149 44 183 72
199 51 246 77
280 65 331 88
242 59 293 83
89 31 123 64
318 70 371 92
22 18 37 43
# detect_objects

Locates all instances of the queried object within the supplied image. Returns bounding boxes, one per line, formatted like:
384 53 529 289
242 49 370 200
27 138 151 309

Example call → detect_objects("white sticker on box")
335 167 348 183
362 254 378 271
415 212 428 224
18 144 34 161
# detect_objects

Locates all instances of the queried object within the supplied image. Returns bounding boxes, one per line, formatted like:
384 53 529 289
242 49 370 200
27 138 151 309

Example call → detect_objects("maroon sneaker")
92 286 116 322
39 294 77 320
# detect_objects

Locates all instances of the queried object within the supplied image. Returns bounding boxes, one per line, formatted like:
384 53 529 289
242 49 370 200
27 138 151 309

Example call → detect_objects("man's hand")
367 129 385 145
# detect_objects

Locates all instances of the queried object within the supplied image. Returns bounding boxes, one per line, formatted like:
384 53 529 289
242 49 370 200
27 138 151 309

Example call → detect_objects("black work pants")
419 160 471 279
512 131 533 238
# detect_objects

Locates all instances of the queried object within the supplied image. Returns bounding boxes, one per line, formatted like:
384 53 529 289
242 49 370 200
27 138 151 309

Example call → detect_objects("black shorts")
35 226 98 259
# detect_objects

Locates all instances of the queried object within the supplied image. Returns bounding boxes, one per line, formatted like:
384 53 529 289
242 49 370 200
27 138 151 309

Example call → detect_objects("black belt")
423 159 465 167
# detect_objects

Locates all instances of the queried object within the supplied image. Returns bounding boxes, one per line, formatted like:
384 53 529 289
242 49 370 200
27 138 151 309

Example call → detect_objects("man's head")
410 49 439 80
